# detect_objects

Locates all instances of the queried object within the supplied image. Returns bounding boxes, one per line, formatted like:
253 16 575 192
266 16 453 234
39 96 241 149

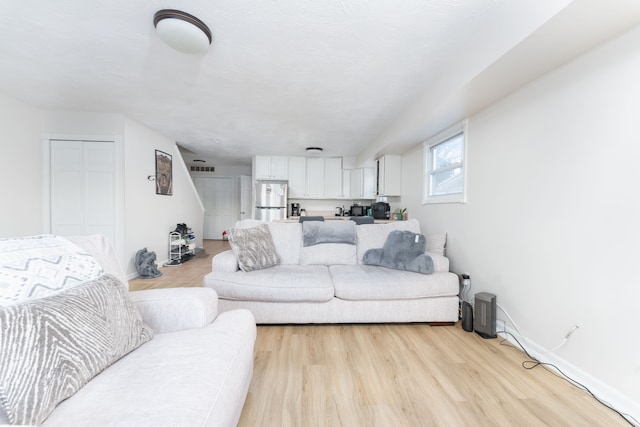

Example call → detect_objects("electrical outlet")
461 273 470 287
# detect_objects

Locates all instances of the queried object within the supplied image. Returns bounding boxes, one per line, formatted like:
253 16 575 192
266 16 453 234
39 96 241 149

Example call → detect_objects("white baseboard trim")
499 323 639 426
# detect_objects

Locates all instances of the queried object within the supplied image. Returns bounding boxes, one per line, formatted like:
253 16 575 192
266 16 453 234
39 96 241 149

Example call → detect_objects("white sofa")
0 235 256 427
204 219 459 324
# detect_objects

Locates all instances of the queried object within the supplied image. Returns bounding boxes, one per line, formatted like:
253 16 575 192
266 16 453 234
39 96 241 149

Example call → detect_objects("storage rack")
166 231 196 266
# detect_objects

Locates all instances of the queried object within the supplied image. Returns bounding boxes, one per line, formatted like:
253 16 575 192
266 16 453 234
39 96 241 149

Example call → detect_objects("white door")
240 175 252 220
50 140 115 244
195 177 235 239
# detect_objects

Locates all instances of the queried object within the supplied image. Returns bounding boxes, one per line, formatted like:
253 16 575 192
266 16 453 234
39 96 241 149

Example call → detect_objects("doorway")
193 177 236 239
49 139 117 245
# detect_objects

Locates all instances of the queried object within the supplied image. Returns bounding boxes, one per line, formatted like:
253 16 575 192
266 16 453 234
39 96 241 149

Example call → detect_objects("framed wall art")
155 150 173 195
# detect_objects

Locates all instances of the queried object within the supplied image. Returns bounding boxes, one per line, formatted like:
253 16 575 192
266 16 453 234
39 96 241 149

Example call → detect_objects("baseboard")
500 324 639 426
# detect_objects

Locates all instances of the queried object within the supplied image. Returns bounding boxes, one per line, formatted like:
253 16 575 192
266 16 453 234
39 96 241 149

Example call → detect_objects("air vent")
190 166 215 172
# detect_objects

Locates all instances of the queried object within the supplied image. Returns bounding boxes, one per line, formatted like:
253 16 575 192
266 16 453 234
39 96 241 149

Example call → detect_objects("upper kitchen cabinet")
376 155 401 196
324 157 344 199
254 155 289 180
288 156 324 198
363 167 376 199
349 168 375 199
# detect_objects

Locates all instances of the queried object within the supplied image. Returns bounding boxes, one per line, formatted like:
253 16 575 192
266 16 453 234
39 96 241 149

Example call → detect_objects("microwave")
350 205 367 216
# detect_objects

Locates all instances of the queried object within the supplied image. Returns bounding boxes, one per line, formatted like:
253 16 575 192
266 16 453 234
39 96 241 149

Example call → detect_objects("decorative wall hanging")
155 150 173 195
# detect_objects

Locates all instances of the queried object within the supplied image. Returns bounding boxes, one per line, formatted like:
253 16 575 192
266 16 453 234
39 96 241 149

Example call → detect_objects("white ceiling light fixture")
154 9 212 54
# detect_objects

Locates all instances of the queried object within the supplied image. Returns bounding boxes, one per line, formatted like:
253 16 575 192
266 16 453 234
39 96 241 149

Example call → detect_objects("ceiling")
1 1 640 167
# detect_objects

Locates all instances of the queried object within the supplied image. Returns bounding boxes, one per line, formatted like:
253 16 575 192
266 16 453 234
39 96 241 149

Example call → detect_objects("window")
423 121 467 204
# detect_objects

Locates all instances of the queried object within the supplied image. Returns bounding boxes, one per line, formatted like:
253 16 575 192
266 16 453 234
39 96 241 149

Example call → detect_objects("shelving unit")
166 231 196 266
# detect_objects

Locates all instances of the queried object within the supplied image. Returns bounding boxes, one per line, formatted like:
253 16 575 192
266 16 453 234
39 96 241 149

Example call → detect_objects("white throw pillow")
425 232 447 256
0 235 104 306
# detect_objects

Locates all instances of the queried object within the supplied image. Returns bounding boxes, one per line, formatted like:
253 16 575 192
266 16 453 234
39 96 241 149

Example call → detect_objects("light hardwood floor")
129 240 629 426
129 240 230 291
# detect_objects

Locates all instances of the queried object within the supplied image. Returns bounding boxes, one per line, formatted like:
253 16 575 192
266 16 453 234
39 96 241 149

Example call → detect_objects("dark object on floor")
462 301 473 332
474 292 497 338
194 247 209 259
135 248 162 278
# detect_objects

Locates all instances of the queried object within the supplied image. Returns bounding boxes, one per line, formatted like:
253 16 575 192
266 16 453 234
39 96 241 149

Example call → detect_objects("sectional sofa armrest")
129 287 219 334
212 249 239 272
427 252 450 273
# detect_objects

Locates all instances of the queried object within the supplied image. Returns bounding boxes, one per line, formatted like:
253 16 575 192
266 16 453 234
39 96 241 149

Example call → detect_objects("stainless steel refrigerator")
255 181 288 221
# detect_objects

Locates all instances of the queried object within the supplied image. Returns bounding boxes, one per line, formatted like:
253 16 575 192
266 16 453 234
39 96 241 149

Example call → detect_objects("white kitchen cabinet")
324 157 343 198
288 156 324 198
287 156 306 197
305 158 325 198
349 169 364 199
254 155 288 180
349 168 375 200
376 155 401 196
342 169 351 199
363 167 376 199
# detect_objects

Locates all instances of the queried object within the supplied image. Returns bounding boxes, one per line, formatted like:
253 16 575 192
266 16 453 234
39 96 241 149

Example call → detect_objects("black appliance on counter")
291 203 300 216
350 205 367 216
372 202 390 219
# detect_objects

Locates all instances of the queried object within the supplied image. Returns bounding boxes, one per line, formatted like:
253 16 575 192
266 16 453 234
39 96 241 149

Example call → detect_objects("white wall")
41 110 124 135
402 25 640 416
0 103 204 277
0 94 43 236
123 118 204 275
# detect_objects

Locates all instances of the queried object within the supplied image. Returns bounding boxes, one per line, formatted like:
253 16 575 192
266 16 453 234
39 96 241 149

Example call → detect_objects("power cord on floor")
495 318 638 426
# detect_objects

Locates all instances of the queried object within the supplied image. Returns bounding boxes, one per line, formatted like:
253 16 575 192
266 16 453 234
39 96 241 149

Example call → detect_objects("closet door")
50 140 115 244
194 177 235 239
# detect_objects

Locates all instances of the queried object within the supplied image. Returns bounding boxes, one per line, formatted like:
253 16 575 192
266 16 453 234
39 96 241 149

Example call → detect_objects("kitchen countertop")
279 216 394 224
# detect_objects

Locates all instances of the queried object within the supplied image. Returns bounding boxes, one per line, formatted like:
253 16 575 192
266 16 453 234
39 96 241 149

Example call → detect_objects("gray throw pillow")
363 230 434 274
229 224 280 272
0 274 154 425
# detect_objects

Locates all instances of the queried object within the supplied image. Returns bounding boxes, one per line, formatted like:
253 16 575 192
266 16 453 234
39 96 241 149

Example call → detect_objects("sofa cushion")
229 224 280 272
330 265 459 301
267 222 302 264
0 234 104 306
0 274 153 425
300 243 357 265
356 219 421 264
302 221 356 246
204 265 334 302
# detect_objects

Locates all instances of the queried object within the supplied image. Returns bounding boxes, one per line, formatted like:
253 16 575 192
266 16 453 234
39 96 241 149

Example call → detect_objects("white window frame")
422 120 467 204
